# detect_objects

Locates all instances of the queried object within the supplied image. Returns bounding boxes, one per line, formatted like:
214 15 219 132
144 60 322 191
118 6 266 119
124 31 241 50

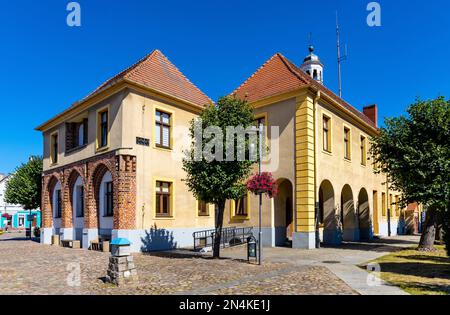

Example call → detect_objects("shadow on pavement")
142 249 248 263
0 236 40 243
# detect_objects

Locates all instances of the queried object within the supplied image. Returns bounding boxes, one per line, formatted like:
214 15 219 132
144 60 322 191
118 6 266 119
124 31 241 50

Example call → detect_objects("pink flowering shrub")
246 172 278 198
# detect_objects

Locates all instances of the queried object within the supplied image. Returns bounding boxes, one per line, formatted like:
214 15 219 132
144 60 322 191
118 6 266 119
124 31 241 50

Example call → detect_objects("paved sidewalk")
220 236 419 295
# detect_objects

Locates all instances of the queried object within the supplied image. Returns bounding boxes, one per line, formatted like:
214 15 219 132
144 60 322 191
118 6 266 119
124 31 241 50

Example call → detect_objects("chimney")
363 104 378 127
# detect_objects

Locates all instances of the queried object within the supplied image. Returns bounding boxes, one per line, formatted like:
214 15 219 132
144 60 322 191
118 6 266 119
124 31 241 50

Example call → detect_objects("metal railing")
193 227 254 251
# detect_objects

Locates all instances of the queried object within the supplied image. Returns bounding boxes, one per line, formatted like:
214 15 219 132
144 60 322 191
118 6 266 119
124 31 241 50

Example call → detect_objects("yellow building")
36 50 216 251
230 47 403 248
36 48 402 252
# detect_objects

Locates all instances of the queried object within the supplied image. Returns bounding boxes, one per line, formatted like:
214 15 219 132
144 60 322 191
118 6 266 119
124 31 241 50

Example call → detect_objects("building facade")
0 174 41 230
37 49 403 252
230 48 403 248
37 50 215 251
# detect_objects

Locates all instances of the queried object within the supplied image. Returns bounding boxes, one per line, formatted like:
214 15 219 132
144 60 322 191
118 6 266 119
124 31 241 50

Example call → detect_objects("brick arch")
63 169 86 228
86 162 115 229
92 163 113 210
42 175 61 228
67 169 85 205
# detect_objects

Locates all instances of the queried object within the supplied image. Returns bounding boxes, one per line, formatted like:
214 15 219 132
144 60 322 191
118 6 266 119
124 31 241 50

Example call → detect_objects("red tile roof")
233 53 377 128
84 49 212 107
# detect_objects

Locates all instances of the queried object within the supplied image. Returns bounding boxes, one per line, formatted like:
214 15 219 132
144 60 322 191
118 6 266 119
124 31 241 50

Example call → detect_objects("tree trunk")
443 206 450 257
435 212 444 243
213 200 226 259
418 206 437 251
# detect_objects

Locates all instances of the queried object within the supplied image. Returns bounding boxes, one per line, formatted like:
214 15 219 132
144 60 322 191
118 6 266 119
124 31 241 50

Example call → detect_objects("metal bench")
193 227 254 251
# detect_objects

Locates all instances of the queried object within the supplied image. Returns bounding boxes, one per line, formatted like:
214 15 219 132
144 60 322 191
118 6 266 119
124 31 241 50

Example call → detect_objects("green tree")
371 97 450 253
5 156 43 211
183 96 256 258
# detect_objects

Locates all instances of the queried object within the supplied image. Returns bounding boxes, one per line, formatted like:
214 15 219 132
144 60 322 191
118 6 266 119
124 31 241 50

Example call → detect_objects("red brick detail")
62 166 86 228
114 155 137 230
363 104 378 127
42 152 137 231
41 172 63 229
88 157 116 229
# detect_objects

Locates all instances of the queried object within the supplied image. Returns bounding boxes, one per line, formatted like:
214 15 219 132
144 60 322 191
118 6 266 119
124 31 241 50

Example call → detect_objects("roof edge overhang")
35 79 210 132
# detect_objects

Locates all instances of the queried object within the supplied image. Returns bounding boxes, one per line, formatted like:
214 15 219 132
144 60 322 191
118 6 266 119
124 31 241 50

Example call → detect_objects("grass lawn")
364 246 450 295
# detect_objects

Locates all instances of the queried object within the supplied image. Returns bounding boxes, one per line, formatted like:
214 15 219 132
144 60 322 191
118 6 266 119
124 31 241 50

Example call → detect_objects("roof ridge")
277 54 376 128
231 53 283 97
82 50 158 103
122 50 159 80
148 50 212 103
276 53 311 85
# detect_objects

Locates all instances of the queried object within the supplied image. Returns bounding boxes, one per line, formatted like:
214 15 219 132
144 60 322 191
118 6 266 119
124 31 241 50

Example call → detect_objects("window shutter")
65 123 75 150
162 126 170 147
155 124 161 145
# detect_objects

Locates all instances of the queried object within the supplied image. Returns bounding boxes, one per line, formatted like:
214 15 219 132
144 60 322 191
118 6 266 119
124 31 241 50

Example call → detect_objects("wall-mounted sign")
136 137 150 147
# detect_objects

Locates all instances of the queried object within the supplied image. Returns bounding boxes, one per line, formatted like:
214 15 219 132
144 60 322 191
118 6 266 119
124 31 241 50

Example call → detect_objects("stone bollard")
105 238 138 286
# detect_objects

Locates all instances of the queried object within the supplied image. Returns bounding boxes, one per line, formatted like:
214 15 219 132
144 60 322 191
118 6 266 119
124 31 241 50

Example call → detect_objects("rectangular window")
255 117 266 138
66 119 88 151
18 216 25 227
156 181 172 217
382 193 386 217
253 116 267 158
98 110 109 149
344 127 351 160
104 182 113 217
360 136 367 166
51 134 58 164
76 186 84 217
323 116 331 152
198 200 209 216
56 190 62 218
155 110 171 149
77 120 88 147
235 196 248 216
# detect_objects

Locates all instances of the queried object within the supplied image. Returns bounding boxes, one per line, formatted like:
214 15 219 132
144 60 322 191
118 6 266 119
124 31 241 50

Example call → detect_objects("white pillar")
82 228 98 250
41 228 53 245
60 228 74 241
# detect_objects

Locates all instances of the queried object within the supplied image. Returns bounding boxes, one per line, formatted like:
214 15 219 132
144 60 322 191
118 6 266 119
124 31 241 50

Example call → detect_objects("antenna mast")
336 12 347 98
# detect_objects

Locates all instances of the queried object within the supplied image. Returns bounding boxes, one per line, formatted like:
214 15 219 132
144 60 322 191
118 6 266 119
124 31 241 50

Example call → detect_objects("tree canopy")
371 97 449 209
371 97 449 253
183 96 256 205
183 96 257 257
5 156 43 211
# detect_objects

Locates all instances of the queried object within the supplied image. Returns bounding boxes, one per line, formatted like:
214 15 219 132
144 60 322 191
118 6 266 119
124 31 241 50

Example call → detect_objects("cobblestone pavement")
219 236 419 295
0 233 356 295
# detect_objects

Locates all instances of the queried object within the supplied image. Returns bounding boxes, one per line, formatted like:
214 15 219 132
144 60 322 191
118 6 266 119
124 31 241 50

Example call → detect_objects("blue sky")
0 0 449 173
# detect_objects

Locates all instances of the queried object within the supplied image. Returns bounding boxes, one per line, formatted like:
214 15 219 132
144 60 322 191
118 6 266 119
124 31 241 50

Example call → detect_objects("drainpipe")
313 90 321 249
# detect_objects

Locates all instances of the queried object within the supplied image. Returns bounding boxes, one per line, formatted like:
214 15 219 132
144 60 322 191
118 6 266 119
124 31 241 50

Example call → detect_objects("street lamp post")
258 122 263 266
